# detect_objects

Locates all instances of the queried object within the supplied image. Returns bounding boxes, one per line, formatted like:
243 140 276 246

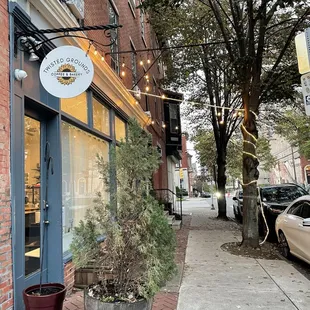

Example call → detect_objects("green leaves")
70 118 176 300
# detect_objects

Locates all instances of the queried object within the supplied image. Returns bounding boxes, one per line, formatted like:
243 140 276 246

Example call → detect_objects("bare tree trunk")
241 108 260 248
217 148 227 219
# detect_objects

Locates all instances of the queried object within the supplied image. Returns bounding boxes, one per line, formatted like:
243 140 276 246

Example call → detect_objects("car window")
287 202 303 215
300 202 310 219
261 186 307 203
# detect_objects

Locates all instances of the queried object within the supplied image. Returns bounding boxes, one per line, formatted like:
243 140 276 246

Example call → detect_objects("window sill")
128 1 136 18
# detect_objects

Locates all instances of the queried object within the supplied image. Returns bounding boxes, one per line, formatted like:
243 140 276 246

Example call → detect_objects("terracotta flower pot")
23 283 66 310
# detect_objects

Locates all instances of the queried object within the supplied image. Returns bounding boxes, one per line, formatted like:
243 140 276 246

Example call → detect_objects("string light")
147 53 151 64
162 123 166 128
161 94 166 99
135 101 139 105
139 58 144 66
145 85 150 92
217 111 221 117
175 126 179 130
122 57 125 68
94 49 98 55
145 74 149 79
151 120 155 125
121 70 126 77
101 55 105 61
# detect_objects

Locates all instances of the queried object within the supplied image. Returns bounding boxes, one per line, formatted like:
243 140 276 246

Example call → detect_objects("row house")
2 0 182 308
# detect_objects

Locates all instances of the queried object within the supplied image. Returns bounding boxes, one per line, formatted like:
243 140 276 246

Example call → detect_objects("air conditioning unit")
65 0 84 19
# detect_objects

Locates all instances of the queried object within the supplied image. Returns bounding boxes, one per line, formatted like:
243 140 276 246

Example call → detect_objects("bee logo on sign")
40 46 94 99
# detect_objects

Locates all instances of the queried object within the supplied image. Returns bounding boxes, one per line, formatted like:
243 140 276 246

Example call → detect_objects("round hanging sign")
39 46 94 98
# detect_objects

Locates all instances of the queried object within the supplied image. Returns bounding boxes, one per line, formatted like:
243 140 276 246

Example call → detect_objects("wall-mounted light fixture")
14 69 28 81
20 36 43 62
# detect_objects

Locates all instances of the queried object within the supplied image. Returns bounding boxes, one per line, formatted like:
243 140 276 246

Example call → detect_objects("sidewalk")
177 205 310 310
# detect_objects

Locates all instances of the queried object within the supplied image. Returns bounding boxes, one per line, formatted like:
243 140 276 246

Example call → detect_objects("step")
163 210 169 217
172 220 181 231
167 215 175 225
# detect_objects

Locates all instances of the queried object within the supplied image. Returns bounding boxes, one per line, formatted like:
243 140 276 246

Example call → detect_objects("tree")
70 119 176 301
275 109 310 158
193 130 276 181
142 0 310 247
142 1 243 219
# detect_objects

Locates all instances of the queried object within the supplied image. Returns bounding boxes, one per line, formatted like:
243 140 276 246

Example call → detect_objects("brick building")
6 0 181 308
0 0 13 309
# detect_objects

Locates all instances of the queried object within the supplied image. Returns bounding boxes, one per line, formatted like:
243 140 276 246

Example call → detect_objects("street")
183 196 235 219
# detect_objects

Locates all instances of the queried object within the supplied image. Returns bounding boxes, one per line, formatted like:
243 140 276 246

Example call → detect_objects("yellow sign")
179 168 184 179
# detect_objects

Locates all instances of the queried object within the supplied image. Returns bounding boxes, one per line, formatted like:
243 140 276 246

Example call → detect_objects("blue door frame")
11 97 63 309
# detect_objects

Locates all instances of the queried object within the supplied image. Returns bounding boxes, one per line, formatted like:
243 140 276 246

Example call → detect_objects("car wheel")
278 231 291 259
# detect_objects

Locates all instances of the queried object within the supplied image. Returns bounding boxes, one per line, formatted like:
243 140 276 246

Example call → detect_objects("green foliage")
193 131 276 179
70 118 176 301
275 110 310 159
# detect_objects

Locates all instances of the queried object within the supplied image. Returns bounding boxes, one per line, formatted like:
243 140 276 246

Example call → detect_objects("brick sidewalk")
64 216 191 310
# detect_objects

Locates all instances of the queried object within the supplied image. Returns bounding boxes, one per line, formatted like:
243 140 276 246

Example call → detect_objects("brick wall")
84 0 168 189
0 0 13 309
64 261 75 294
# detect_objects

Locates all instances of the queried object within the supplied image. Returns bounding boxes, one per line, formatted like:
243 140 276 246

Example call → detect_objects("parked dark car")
258 183 308 241
201 191 211 198
232 190 243 221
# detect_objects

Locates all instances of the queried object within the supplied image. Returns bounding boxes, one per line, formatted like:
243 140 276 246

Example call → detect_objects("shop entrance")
14 99 63 308
24 115 48 284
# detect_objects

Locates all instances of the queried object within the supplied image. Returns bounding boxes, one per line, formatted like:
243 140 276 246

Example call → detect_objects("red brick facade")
64 261 75 293
0 0 13 309
63 0 168 290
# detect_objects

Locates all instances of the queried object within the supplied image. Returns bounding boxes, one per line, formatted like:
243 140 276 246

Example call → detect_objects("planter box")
84 290 152 310
75 262 114 288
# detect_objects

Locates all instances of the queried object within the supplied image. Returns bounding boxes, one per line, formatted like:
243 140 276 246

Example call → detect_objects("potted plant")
70 119 176 310
23 143 67 309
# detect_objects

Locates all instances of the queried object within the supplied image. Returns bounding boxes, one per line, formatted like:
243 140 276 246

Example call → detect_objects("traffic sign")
301 72 310 115
179 168 184 180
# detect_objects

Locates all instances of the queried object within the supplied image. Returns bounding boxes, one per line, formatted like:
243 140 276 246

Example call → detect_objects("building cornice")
11 0 150 127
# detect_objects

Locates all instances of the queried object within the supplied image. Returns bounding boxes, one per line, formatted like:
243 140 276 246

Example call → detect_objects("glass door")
24 115 47 285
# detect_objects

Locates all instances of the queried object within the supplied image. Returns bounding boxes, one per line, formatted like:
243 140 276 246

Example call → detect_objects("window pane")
93 98 110 135
61 92 88 123
115 116 126 141
61 122 109 253
24 116 41 276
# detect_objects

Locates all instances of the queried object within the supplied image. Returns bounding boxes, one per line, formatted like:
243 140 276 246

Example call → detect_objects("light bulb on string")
135 101 139 105
162 123 166 128
238 111 243 117
94 49 98 56
147 53 151 64
121 70 126 77
145 74 149 79
175 126 179 130
101 55 105 61
139 57 144 66
122 57 125 68
161 95 166 99
145 85 150 92
151 120 155 125
219 119 225 125
217 111 221 117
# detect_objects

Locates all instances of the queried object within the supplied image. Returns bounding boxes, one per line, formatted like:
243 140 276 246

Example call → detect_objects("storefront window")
61 92 88 123
61 122 109 253
93 98 110 135
115 116 126 141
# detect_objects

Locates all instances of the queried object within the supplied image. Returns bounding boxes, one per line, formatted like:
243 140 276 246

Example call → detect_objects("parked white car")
275 196 310 264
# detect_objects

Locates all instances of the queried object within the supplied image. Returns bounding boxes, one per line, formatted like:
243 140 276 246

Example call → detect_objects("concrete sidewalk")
177 204 310 310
